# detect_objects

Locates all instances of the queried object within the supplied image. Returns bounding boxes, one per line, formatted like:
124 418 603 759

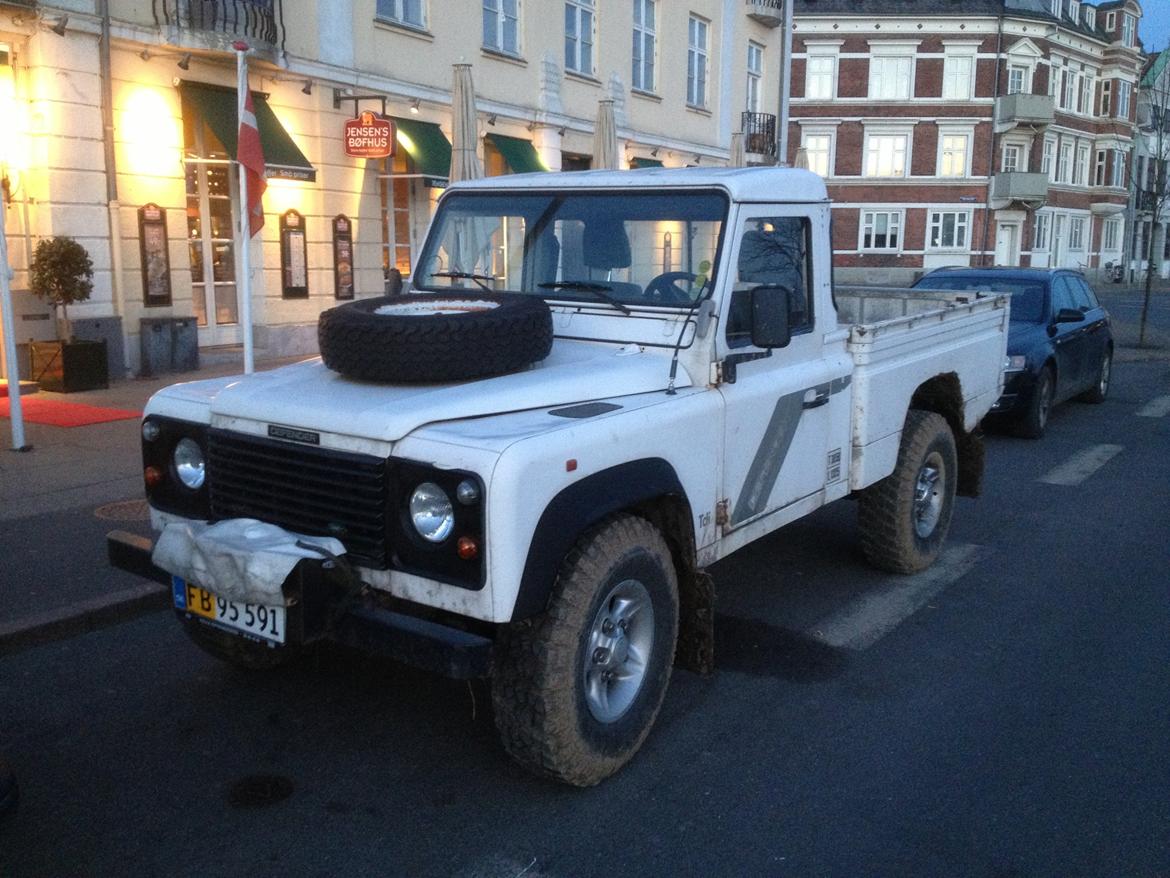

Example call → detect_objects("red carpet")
0 397 141 427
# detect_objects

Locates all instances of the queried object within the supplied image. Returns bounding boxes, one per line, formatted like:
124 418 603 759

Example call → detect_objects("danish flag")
236 55 266 237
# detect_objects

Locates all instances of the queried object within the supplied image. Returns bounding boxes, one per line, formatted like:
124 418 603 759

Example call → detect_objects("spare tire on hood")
317 293 554 384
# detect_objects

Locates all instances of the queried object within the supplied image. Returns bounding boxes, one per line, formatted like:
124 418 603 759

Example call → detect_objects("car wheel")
492 515 679 786
1077 349 1111 404
1015 366 1054 439
858 410 958 574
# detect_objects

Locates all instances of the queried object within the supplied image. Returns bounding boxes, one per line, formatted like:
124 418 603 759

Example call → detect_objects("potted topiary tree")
28 236 108 392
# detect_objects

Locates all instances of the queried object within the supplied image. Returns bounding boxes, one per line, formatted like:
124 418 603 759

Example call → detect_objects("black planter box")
30 339 110 393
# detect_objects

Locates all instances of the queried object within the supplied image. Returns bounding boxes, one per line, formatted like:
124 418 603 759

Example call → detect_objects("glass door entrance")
185 122 241 347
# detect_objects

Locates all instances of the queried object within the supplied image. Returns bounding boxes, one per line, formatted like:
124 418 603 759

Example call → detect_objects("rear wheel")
1014 366 1054 439
859 410 958 574
181 618 296 671
1078 349 1111 404
492 515 679 786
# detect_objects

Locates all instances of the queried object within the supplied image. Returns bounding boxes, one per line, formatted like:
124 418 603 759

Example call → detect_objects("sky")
1141 5 1170 53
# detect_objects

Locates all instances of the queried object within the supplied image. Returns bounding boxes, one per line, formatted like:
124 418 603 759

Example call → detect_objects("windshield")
915 275 1046 323
413 190 728 308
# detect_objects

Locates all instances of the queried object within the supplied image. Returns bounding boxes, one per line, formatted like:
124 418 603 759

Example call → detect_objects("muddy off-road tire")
492 515 679 787
859 410 957 574
181 618 296 671
317 293 553 384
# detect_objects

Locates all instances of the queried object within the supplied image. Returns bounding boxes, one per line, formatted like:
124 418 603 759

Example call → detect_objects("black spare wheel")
318 293 554 383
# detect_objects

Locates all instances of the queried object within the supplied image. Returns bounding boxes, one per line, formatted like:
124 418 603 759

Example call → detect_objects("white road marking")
808 544 986 651
1137 396 1170 418
1038 444 1124 486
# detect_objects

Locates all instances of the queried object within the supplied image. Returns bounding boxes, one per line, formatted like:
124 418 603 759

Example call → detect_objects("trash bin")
140 317 200 377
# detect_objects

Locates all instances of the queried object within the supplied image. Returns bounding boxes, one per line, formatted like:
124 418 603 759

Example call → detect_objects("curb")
0 582 169 658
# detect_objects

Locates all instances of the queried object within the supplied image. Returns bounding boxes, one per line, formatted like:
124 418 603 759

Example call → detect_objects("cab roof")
447 166 831 204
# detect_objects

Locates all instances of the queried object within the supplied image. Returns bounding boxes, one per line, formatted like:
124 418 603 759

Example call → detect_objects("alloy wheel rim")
583 578 654 723
1099 357 1111 396
913 451 945 539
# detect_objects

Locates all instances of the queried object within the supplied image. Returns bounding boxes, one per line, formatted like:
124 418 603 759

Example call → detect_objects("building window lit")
860 210 903 251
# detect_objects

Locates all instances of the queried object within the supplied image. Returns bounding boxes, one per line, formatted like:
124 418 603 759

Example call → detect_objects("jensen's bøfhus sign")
344 112 396 159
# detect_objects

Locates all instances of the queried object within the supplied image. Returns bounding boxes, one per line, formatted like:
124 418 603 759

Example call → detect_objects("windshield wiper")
539 281 632 315
430 270 494 293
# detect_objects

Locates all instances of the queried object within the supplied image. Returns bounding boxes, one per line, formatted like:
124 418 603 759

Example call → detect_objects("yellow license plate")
173 577 286 644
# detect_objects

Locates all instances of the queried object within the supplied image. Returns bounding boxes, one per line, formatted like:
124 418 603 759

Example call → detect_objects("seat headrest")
583 221 631 270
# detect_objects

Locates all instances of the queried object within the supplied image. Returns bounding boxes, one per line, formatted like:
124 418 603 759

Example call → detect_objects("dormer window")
1050 0 1060 17
1121 13 1136 47
1083 7 1095 29
1068 1 1079 23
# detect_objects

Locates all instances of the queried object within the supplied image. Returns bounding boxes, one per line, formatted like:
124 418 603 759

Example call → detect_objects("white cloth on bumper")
153 518 347 605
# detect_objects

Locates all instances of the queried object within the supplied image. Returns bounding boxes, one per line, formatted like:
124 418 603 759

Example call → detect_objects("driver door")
717 207 851 533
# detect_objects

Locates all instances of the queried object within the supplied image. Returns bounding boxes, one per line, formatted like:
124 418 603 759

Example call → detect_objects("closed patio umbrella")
449 63 482 183
592 99 619 170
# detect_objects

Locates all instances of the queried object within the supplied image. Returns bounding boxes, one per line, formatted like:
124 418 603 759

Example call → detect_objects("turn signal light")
144 465 164 488
457 536 479 560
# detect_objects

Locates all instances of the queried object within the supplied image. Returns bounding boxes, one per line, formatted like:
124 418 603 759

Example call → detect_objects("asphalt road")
1 360 1168 877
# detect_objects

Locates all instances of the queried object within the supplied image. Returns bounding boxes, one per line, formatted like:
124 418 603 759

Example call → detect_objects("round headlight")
173 437 206 490
142 420 161 442
410 482 455 543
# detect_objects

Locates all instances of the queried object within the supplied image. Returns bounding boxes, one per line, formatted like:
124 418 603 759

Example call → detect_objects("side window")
1051 276 1077 315
1072 277 1098 311
727 215 814 348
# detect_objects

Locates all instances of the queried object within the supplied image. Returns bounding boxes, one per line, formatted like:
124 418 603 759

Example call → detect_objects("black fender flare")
510 458 691 622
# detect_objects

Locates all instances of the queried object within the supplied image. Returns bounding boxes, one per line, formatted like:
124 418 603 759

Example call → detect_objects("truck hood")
151 340 692 443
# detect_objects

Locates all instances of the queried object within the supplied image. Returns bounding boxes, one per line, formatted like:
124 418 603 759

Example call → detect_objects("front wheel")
491 515 679 786
859 410 958 574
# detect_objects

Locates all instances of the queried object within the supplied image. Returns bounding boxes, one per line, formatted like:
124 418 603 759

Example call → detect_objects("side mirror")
1055 307 1085 324
750 285 792 349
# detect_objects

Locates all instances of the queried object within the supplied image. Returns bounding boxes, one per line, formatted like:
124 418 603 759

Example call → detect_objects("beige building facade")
0 0 788 378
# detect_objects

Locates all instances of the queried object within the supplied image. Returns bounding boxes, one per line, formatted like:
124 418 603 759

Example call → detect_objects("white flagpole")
235 44 255 375
0 209 29 451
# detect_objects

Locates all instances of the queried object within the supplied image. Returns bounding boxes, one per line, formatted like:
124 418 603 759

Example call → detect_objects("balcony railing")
994 93 1055 133
745 0 783 27
153 0 283 51
991 172 1049 203
742 112 777 158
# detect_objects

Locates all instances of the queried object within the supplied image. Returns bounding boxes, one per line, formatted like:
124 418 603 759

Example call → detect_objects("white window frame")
565 0 595 76
1075 143 1090 185
632 0 656 92
1084 8 1095 29
863 130 911 178
746 40 764 112
927 210 972 251
1102 218 1119 250
937 128 973 178
687 15 709 108
806 54 837 100
1078 70 1094 116
1042 136 1057 180
801 128 835 178
1058 140 1072 183
1094 149 1107 186
1117 81 1132 119
1060 64 1078 111
1100 80 1112 116
1002 143 1023 173
1068 216 1086 250
869 55 914 100
1111 148 1126 188
1050 0 1060 16
378 0 425 27
941 46 976 100
1007 65 1028 95
859 210 904 252
1121 13 1135 48
1105 11 1116 31
1034 213 1051 250
483 0 520 55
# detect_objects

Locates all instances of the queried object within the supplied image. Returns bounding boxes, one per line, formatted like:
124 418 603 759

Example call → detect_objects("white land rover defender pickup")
109 168 1008 786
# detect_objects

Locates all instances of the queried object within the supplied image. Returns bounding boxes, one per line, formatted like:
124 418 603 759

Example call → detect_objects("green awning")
486 133 547 174
393 117 452 186
631 157 663 169
179 81 316 181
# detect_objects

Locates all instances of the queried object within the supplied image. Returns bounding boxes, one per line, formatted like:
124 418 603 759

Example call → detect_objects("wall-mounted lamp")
177 53 192 71
409 97 420 114
48 15 68 37
556 126 566 136
138 48 152 61
662 230 673 273
301 79 312 95
694 154 702 164
650 147 659 157
486 113 497 126
526 120 536 131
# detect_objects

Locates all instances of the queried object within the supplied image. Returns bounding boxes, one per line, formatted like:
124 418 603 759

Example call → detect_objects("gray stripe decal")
731 391 805 526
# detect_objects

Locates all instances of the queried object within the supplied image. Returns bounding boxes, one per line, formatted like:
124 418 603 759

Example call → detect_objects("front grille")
208 429 390 568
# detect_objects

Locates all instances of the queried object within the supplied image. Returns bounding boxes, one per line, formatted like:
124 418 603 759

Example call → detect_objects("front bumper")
107 529 493 679
990 369 1033 416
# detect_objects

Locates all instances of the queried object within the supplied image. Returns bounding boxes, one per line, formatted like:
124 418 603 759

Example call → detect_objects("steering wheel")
644 271 698 305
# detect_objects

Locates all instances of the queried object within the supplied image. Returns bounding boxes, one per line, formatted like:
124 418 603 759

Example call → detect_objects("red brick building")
784 0 1145 285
